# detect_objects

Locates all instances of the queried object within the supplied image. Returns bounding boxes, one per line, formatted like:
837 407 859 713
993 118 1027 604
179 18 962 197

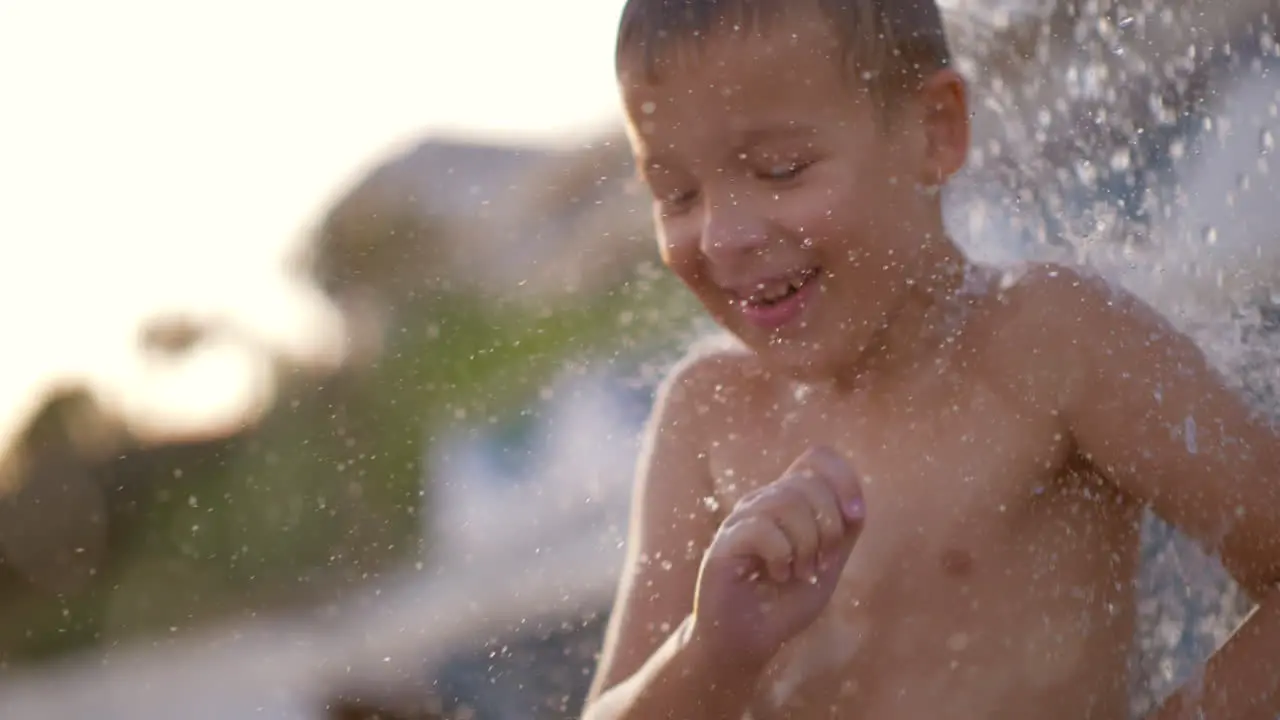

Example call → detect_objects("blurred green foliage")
0 200 697 666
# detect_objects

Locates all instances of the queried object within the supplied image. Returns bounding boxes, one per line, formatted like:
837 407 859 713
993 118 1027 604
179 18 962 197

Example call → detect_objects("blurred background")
1 0 1279 718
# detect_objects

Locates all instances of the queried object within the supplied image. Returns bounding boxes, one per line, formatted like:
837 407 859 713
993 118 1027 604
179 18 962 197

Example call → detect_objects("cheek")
785 184 871 255
656 219 700 278
817 173 918 242
807 211 902 282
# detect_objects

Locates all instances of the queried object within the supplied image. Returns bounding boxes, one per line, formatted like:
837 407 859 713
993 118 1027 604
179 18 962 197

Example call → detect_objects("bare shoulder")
588 336 758 699
976 260 1175 347
959 261 1149 408
976 261 1115 328
652 332 767 434
631 334 761 504
665 331 758 392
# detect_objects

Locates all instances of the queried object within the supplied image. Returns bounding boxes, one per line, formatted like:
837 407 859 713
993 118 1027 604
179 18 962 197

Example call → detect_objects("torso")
695 284 1143 720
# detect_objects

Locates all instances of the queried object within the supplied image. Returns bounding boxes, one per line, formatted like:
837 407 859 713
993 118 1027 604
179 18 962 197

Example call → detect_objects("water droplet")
1075 160 1097 187
1261 129 1274 154
793 383 814 403
1109 148 1131 172
1202 227 1218 246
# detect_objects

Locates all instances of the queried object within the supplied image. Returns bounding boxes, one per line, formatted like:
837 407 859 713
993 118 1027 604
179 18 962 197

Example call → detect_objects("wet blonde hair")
616 0 952 105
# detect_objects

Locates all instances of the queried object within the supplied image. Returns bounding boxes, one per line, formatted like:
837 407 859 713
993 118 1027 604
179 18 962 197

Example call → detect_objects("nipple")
940 547 975 577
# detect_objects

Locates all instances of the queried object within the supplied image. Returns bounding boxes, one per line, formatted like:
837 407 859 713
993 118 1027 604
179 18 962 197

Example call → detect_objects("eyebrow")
732 123 820 146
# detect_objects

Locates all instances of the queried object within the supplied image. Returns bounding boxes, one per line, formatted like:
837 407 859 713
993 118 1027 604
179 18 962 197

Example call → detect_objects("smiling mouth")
738 268 821 307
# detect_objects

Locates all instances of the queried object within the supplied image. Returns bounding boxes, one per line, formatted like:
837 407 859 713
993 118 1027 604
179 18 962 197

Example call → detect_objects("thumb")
816 503 865 586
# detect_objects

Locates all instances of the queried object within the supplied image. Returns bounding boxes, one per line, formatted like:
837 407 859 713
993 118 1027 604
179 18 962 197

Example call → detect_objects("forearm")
1145 588 1280 720
584 616 764 720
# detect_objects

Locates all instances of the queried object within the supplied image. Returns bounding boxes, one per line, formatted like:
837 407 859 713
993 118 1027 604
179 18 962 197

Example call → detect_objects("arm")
1034 268 1280 720
585 617 766 720
584 353 764 720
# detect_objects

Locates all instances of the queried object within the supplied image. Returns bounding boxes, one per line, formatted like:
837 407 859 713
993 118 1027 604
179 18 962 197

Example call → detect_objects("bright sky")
0 0 627 246
0 1 628 466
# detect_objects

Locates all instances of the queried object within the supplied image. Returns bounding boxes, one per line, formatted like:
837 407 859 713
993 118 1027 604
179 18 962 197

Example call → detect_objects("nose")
700 195 771 264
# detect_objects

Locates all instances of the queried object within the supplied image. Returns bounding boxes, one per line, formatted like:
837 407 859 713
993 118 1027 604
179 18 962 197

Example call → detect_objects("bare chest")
707 378 1068 568
706 379 1138 717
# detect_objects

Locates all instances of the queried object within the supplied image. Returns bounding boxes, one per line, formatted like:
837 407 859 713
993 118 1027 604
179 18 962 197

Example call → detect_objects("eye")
759 160 812 182
657 188 699 214
642 162 699 213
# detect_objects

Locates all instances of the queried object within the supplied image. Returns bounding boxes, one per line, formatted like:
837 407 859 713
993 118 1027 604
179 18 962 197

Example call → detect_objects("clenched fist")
690 446 866 667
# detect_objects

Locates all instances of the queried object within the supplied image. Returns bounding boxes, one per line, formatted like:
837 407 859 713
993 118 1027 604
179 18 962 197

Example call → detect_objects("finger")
797 446 866 527
761 485 822 580
815 515 864 585
718 515 793 583
778 468 844 559
734 483 822 579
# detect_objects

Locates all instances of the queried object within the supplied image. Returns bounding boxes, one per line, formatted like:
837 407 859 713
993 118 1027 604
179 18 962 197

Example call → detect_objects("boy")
583 1 1280 718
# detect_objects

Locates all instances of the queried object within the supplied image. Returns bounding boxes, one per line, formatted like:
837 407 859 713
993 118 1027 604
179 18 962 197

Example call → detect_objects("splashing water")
7 5 1269 719
396 6 1280 718
417 6 1280 717
943 2 1280 715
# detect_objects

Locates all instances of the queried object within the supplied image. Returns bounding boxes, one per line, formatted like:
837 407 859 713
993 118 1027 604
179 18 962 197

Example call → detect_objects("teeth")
761 283 792 302
747 269 817 304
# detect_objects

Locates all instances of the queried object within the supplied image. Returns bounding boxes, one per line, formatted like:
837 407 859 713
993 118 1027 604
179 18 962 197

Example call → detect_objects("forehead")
619 19 863 156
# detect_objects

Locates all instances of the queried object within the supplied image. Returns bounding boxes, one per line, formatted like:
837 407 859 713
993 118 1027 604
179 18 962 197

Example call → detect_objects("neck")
827 239 973 395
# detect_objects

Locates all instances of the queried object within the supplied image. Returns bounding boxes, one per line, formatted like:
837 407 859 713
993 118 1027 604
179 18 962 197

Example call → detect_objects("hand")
690 446 866 667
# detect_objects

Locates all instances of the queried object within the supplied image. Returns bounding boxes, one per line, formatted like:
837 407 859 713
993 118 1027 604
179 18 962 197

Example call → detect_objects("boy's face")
619 13 968 381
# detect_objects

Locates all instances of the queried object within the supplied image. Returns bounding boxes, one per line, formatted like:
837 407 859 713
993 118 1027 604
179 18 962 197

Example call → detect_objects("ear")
916 69 970 185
